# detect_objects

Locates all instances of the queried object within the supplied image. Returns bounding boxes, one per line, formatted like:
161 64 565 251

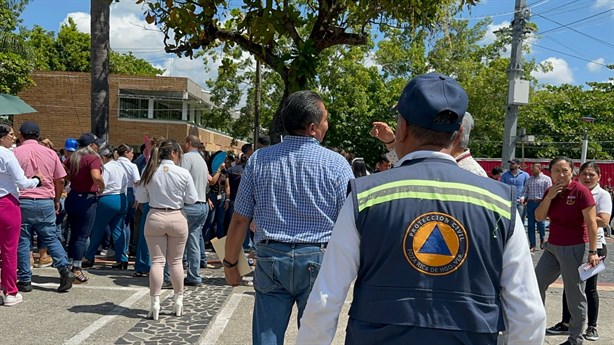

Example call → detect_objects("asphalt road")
1 238 613 344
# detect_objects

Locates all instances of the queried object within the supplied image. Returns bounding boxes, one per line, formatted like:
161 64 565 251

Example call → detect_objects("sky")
18 0 614 90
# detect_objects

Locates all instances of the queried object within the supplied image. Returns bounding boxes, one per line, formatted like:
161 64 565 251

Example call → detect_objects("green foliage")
142 0 477 139
22 18 163 75
109 51 163 76
0 0 33 94
0 51 32 93
521 81 614 160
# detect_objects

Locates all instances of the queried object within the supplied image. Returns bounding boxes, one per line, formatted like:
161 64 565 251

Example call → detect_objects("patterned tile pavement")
115 272 232 345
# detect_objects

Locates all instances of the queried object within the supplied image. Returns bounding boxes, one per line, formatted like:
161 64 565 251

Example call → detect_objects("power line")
454 0 551 20
538 8 614 36
534 13 614 48
532 44 612 67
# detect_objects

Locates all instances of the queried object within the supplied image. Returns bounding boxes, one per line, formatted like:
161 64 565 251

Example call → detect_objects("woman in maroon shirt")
534 156 598 345
65 133 105 283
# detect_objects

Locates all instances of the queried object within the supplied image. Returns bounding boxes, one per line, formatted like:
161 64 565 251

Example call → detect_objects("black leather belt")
151 207 181 211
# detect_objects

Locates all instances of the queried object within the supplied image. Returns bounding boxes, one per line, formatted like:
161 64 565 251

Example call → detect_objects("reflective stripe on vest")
356 179 512 220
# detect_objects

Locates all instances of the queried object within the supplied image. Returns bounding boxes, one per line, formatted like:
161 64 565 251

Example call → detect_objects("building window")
153 99 183 121
119 98 148 119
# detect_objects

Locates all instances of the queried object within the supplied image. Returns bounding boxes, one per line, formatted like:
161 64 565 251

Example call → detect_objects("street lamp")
580 116 595 164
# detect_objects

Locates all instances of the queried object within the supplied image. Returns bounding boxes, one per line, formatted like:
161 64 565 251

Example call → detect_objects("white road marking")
32 282 146 291
199 292 253 345
63 289 149 345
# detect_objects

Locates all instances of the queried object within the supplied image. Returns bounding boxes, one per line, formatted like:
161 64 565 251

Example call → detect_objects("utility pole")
253 59 261 146
501 0 530 170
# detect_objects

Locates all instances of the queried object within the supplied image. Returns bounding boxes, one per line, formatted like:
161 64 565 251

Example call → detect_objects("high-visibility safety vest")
347 157 516 344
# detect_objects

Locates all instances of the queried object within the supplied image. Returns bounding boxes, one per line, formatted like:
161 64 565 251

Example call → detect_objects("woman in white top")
553 161 611 341
0 123 41 306
83 144 129 269
116 144 141 268
135 139 197 320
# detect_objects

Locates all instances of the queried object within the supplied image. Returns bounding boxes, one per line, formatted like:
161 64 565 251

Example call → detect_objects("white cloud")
61 2 216 88
531 57 574 85
587 57 606 72
593 0 614 10
482 21 510 45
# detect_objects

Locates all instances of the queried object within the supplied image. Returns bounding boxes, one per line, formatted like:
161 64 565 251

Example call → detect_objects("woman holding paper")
548 161 611 341
535 156 598 345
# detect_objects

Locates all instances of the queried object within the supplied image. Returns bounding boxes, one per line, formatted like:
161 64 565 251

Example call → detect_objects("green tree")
0 0 33 94
520 80 614 160
23 18 163 75
141 0 477 141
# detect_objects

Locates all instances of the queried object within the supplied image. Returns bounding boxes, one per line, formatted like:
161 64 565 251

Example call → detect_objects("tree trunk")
270 86 289 144
90 0 111 139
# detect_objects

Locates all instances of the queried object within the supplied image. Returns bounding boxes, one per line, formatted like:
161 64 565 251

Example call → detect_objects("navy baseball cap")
19 121 40 135
395 72 469 132
78 133 105 147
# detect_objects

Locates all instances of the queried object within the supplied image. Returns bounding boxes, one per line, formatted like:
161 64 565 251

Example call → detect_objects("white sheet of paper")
578 260 605 281
211 236 252 276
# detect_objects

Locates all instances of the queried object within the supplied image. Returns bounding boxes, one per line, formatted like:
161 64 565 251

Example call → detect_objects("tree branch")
314 29 368 52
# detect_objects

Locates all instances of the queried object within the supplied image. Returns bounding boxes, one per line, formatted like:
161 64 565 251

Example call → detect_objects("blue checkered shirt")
234 135 354 244
522 173 552 201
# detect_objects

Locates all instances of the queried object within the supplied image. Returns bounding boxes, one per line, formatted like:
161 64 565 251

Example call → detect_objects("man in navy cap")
297 72 546 344
13 121 75 293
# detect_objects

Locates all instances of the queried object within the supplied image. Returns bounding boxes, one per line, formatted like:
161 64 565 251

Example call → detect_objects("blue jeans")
18 199 70 282
200 201 216 263
183 203 208 284
85 194 128 262
65 191 97 262
124 188 136 252
134 203 150 273
516 202 526 224
207 193 227 239
253 242 325 345
55 197 67 246
527 200 546 248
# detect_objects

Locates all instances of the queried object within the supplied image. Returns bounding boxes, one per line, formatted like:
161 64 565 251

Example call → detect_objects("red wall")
476 158 614 190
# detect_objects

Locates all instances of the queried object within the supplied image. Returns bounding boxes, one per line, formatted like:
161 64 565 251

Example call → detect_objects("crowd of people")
0 71 608 345
0 121 260 310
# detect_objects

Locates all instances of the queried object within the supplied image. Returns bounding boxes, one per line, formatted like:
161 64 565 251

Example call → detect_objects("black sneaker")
584 326 599 341
184 279 202 287
58 267 76 292
17 281 33 292
161 281 173 289
546 322 569 335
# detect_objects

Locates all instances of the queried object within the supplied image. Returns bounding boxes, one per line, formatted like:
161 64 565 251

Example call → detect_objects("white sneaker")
4 293 23 306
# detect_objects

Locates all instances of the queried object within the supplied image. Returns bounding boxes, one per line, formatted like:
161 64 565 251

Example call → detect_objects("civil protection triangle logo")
402 212 469 276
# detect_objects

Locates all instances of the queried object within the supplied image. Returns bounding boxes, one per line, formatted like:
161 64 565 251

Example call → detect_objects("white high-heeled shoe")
173 294 183 317
147 296 160 320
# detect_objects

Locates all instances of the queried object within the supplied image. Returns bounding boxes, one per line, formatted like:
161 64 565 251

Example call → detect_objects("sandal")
72 269 88 284
132 271 149 278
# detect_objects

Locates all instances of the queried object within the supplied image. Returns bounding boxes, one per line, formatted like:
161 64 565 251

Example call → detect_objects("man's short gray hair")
459 112 474 149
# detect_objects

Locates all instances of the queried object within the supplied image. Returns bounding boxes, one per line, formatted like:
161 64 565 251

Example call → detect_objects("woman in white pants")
135 139 197 320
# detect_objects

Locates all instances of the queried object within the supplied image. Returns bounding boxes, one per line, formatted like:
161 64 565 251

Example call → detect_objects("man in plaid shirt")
521 163 552 251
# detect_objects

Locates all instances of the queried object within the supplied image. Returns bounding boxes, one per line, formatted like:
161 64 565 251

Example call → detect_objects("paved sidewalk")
0 241 612 344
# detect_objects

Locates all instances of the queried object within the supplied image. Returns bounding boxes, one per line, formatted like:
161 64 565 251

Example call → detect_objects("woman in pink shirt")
0 123 41 306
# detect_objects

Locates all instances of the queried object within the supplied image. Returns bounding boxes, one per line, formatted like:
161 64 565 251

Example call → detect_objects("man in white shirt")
451 112 487 177
180 135 210 286
297 73 545 345
370 112 487 177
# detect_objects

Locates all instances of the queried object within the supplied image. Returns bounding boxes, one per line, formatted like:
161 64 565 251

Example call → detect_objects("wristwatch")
223 258 238 268
588 250 597 255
